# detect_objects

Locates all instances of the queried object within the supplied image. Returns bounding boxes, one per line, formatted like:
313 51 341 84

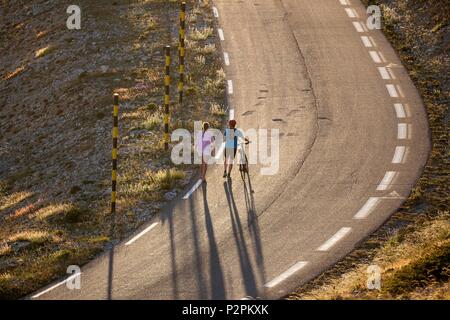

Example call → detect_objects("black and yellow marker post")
178 1 186 105
111 93 119 215
164 45 171 151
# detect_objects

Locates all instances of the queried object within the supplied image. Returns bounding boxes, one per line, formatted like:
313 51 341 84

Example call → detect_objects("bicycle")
238 139 250 181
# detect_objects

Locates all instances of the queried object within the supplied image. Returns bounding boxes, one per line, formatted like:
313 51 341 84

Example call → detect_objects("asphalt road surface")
31 0 429 300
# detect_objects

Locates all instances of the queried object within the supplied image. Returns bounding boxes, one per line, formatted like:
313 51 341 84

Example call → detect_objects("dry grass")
0 191 33 212
8 231 51 244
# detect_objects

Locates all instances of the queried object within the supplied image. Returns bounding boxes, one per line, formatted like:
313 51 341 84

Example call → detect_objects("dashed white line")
397 123 408 139
213 7 219 18
392 146 406 164
317 227 352 251
394 103 406 118
264 261 308 288
369 51 382 63
229 108 235 120
361 36 373 47
125 222 159 246
224 52 230 66
345 8 358 18
339 0 351 5
376 171 396 191
32 272 81 298
183 179 203 200
353 21 364 32
218 28 225 41
227 80 234 94
378 67 391 80
386 84 399 97
354 197 380 219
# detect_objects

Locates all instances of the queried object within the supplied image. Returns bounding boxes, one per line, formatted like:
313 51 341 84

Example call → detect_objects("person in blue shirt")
223 119 248 178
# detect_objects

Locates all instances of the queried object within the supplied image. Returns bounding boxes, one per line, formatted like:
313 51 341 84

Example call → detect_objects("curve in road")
31 0 429 300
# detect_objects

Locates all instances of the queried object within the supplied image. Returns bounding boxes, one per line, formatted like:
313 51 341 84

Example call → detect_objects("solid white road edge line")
264 261 308 288
125 222 159 246
317 227 352 252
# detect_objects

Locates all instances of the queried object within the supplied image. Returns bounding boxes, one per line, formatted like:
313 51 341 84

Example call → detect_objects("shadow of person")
202 183 226 299
223 179 258 297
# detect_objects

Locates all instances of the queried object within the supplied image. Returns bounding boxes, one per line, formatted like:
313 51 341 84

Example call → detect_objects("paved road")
31 0 429 299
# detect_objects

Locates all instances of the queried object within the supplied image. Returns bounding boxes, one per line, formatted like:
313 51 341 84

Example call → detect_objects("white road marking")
378 51 387 63
218 28 225 41
392 146 406 164
229 108 235 120
378 67 391 80
264 261 308 288
183 179 203 200
227 80 234 94
376 171 396 191
224 52 230 66
353 21 364 32
32 272 81 298
386 84 399 97
125 222 159 246
397 123 408 139
387 68 396 79
345 8 358 18
213 7 219 18
394 103 406 118
317 227 352 251
215 142 225 160
354 197 380 219
369 51 382 63
361 36 372 47
339 0 350 5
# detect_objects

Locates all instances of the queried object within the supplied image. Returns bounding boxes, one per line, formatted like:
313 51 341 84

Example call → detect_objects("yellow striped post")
111 93 119 215
178 2 186 105
164 45 171 150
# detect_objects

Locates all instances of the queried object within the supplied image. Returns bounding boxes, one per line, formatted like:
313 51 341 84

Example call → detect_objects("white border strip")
227 80 234 94
264 261 308 288
394 103 406 118
376 171 396 190
224 52 230 66
183 179 203 200
397 123 408 139
392 146 406 164
361 36 372 47
32 273 81 298
369 51 382 63
317 227 352 251
354 197 380 219
386 84 399 97
125 222 159 246
213 7 219 18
